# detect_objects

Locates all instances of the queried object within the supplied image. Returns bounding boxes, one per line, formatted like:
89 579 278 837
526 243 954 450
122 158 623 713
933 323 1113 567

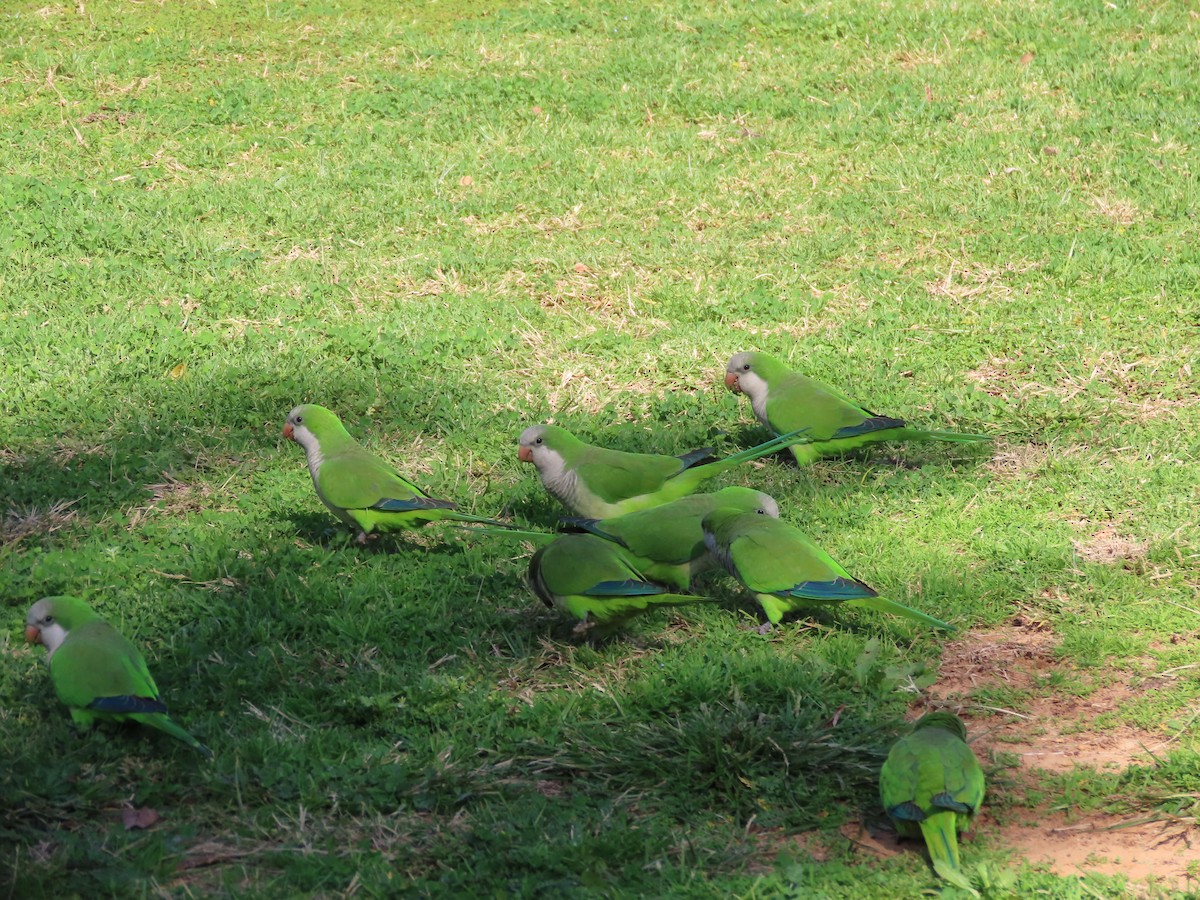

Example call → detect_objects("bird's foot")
572 619 597 637
742 621 774 635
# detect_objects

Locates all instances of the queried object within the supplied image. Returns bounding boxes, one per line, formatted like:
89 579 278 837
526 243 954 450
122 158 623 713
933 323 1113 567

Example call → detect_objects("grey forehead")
519 425 544 444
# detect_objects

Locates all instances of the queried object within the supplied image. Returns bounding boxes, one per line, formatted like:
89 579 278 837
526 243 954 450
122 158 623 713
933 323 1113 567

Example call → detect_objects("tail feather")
446 524 558 543
853 596 955 632
137 713 213 758
921 812 978 896
607 591 720 612
704 426 813 470
444 512 524 528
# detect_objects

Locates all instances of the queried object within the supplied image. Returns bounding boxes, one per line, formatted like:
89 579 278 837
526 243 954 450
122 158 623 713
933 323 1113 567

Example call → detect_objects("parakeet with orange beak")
25 596 211 756
284 404 506 541
725 352 989 465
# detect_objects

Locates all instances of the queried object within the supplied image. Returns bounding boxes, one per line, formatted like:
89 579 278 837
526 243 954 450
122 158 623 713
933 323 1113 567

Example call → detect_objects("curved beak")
724 372 741 393
282 423 295 440
518 446 533 463
25 625 40 644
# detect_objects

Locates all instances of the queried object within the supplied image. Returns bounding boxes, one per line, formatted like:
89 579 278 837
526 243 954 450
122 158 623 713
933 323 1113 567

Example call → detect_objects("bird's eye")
535 437 543 445
44 615 54 624
742 363 751 371
295 415 303 424
756 508 766 515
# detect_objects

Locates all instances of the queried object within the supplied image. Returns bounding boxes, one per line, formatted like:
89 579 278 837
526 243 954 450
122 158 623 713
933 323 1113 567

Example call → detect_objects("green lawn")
2 0 1198 896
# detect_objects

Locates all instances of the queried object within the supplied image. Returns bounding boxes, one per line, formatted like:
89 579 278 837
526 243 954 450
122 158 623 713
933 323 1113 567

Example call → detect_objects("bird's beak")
282 423 295 440
25 625 40 644
724 372 741 393
518 446 533 463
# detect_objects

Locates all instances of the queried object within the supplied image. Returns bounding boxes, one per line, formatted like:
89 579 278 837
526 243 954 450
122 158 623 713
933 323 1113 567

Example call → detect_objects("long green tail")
851 596 955 631
444 511 521 528
447 524 559 543
920 812 978 896
706 426 812 470
137 713 213 758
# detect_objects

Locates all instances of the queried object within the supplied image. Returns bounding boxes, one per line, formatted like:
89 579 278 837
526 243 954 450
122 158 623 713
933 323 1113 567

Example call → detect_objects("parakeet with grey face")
284 404 506 541
25 596 211 757
725 352 989 465
701 509 953 630
559 486 780 590
528 533 719 635
880 711 984 895
518 423 809 518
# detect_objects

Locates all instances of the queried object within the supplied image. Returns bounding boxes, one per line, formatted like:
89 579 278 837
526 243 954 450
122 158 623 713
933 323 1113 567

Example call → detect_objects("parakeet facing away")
528 533 719 634
880 711 984 896
25 596 211 757
517 423 810 518
701 509 953 630
284 404 507 541
559 486 780 590
725 351 990 465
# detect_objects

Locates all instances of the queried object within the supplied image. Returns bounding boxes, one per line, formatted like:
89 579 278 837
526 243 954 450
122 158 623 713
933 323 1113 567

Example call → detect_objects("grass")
1 0 1198 896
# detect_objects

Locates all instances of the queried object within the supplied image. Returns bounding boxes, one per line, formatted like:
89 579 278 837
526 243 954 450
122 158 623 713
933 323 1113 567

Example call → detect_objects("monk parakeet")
25 596 212 757
880 711 984 895
559 486 780 590
284 404 507 541
725 352 989 465
528 533 718 634
701 509 953 630
517 423 809 518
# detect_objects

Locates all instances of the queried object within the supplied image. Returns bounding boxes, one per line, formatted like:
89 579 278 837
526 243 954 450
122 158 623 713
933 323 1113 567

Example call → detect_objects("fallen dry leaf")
459 175 473 187
122 806 161 830
1019 52 1034 65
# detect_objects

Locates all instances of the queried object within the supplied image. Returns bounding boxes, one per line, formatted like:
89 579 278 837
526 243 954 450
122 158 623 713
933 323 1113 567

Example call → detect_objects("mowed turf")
1 0 1197 896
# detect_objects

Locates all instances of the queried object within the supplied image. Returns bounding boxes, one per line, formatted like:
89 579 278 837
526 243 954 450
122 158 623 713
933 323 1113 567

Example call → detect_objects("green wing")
598 494 725 564
764 371 878 439
317 446 442 510
530 535 714 625
570 447 685 505
881 723 984 891
50 621 160 709
727 523 855 595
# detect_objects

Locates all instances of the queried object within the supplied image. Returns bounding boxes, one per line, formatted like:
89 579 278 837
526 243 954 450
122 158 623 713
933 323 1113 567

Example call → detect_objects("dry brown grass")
1 498 80 544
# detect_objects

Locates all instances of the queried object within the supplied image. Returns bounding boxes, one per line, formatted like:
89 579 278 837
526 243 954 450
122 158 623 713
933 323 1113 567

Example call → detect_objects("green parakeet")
880 711 985 895
527 533 718 634
518 423 809 518
559 486 780 590
725 352 989 465
284 404 507 541
25 596 211 757
701 509 953 630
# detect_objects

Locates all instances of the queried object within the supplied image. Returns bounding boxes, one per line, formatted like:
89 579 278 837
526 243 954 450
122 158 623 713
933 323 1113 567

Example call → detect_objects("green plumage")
519 423 810 518
25 596 211 757
527 533 718 634
701 509 953 630
880 712 984 895
725 351 990 465
285 404 507 540
560 487 780 590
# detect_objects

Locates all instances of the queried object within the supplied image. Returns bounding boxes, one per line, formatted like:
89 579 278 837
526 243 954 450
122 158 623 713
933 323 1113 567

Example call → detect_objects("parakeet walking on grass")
880 711 984 896
284 404 507 542
528 533 718 634
725 352 990 465
518 423 809 518
25 596 211 757
559 486 780 590
701 509 953 630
